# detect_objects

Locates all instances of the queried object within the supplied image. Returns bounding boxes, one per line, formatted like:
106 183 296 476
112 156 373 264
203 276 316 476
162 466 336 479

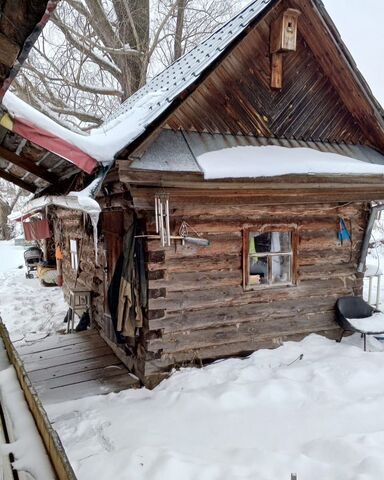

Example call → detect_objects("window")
70 239 79 271
244 228 296 289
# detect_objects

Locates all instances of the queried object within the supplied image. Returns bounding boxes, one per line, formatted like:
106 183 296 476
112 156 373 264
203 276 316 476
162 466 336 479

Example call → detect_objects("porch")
13 329 139 405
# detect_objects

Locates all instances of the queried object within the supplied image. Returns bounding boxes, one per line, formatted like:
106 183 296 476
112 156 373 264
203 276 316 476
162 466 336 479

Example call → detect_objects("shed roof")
2 0 384 194
130 131 384 178
0 0 275 170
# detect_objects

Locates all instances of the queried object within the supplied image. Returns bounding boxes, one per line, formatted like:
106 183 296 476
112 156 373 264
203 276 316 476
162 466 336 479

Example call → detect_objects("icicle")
89 211 100 265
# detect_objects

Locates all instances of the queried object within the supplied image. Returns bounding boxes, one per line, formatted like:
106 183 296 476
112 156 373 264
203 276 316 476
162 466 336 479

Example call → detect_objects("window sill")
244 282 296 292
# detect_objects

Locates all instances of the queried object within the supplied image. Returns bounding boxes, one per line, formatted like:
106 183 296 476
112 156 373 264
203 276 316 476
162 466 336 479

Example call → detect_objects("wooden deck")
15 330 139 405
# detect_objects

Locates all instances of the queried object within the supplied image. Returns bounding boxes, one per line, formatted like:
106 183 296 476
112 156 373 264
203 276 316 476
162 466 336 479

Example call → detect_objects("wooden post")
291 474 298 480
270 8 300 90
271 53 283 89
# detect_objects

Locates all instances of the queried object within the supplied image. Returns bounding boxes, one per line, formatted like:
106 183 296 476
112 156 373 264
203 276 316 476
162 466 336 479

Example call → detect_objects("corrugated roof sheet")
130 131 384 174
130 130 199 172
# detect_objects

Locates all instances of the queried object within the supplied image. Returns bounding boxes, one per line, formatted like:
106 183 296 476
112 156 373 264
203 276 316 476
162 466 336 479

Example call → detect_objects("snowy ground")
47 334 384 480
0 241 67 342
2 236 384 479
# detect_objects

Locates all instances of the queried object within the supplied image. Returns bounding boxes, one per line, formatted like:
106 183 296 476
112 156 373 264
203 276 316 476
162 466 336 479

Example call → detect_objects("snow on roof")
2 90 164 166
1 0 273 166
196 145 384 179
3 0 384 173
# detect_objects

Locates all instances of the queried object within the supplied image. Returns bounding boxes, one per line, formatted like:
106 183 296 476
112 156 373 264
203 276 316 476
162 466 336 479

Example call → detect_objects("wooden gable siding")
135 194 368 378
166 1 365 145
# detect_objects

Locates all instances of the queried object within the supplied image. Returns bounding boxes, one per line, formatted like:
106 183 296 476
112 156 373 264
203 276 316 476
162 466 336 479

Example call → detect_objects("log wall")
52 209 105 327
139 196 369 381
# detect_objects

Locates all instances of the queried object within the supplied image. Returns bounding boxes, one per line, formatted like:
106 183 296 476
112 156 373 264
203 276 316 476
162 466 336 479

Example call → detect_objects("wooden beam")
271 53 283 89
0 33 20 68
0 145 58 184
0 168 37 192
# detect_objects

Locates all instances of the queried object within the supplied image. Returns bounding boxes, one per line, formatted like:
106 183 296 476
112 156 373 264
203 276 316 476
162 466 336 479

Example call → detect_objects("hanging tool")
338 217 351 244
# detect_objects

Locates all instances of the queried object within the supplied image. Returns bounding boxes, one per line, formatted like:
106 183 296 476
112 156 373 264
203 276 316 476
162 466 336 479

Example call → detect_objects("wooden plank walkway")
15 330 139 405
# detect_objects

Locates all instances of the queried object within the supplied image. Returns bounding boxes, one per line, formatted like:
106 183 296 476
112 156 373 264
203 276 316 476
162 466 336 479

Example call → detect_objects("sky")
321 0 384 106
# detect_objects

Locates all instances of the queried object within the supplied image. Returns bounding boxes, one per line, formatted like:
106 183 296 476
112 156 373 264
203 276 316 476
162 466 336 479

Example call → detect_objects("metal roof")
130 130 199 172
105 1 273 135
130 130 384 174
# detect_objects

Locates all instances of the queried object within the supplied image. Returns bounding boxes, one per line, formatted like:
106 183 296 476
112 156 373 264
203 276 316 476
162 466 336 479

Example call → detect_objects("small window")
70 239 79 271
244 229 295 288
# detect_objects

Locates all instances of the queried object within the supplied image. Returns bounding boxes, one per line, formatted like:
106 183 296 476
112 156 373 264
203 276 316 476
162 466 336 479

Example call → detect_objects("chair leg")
364 333 367 352
337 330 345 343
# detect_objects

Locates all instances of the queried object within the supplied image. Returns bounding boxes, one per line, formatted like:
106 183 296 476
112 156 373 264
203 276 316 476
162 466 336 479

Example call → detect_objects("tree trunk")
113 0 150 98
0 199 11 240
174 0 186 61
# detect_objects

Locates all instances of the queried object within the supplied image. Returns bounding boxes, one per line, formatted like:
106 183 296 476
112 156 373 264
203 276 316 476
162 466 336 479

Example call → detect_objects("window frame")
243 224 298 291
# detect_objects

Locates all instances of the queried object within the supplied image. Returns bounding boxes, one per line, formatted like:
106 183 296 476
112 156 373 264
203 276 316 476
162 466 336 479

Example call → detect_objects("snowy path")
3 242 384 479
0 241 67 342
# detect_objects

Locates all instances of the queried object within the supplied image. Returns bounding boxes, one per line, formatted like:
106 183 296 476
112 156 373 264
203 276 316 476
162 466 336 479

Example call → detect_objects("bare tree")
0 181 28 240
13 0 245 131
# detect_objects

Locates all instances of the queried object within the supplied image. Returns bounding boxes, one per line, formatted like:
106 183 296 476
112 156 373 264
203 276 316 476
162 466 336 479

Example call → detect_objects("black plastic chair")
336 296 383 351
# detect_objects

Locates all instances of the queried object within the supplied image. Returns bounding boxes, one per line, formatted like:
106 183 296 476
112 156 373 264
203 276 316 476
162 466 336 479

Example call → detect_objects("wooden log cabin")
86 0 384 386
6 0 384 387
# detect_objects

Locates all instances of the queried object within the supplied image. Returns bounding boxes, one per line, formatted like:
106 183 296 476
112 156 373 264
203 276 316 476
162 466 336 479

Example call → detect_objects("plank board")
21 336 106 363
28 354 121 382
17 330 100 355
40 374 139 405
15 330 139 406
24 345 113 372
34 365 127 389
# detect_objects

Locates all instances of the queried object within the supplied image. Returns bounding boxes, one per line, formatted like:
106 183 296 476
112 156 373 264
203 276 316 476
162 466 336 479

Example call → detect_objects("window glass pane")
250 232 291 255
270 232 291 253
250 232 271 254
70 239 77 253
249 257 268 285
271 255 292 284
70 239 78 271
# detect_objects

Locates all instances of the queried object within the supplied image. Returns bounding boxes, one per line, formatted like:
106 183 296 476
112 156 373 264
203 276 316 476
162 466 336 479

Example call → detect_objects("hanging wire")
179 221 202 238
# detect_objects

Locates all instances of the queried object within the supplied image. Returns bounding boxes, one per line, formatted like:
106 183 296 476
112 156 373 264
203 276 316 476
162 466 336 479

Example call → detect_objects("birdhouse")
270 8 301 54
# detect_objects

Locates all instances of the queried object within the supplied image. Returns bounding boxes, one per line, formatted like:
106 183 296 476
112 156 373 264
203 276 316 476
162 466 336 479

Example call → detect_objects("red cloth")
23 219 51 241
14 118 97 174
